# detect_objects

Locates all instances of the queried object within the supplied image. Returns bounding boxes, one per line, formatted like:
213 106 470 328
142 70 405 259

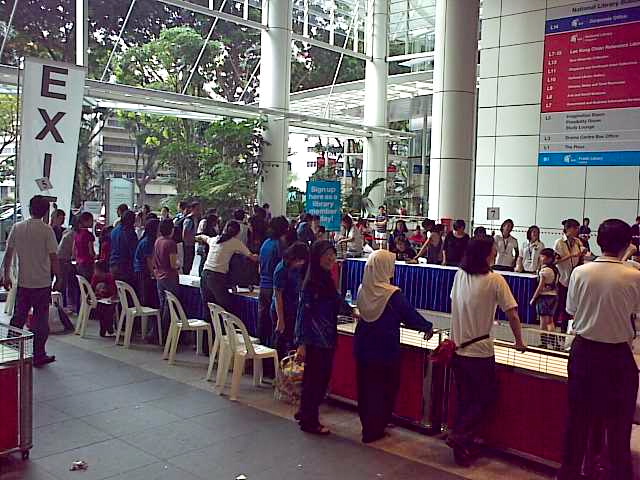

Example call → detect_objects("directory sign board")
539 1 640 166
306 180 342 231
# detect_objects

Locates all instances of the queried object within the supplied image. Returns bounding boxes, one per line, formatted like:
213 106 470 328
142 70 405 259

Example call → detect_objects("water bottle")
345 289 353 305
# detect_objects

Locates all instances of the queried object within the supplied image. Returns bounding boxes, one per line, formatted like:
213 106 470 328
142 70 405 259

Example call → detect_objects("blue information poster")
539 0 640 166
306 180 342 231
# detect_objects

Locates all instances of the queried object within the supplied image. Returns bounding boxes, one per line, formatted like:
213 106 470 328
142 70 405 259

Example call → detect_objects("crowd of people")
3 195 640 478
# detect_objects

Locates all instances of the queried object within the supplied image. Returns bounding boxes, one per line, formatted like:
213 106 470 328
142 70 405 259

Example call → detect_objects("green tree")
0 94 18 181
72 106 111 206
189 118 265 216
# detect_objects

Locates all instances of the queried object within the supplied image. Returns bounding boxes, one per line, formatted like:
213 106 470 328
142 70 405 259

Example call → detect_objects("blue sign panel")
306 180 342 231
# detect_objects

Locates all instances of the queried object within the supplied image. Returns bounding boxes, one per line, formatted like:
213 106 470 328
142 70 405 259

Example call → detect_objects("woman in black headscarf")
295 240 353 435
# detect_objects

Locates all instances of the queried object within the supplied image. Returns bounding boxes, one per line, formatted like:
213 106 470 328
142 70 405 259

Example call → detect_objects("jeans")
299 345 335 429
554 283 570 332
357 359 400 441
197 253 207 277
450 354 497 448
258 287 274 346
11 286 51 358
153 277 179 344
558 336 638 480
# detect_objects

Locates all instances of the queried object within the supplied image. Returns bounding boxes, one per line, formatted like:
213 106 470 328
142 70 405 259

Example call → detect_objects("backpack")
173 216 186 244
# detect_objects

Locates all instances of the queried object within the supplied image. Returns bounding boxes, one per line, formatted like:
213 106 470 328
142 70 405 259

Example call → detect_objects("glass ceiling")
0 0 438 135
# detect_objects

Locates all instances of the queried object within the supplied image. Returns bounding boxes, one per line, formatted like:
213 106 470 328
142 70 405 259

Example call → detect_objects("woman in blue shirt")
134 218 159 308
355 250 433 443
296 240 352 435
110 210 138 287
258 216 290 346
271 242 309 361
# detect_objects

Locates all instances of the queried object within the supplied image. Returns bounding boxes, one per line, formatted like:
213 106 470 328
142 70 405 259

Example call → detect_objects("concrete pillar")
362 0 389 211
258 0 292 216
427 0 479 222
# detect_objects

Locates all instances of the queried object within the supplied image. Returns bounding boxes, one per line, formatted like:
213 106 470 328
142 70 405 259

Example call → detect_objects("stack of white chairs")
216 310 279 401
205 302 258 382
163 291 212 365
115 281 162 348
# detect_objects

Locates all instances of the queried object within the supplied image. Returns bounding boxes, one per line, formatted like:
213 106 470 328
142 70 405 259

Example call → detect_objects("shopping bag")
274 352 305 405
48 305 66 334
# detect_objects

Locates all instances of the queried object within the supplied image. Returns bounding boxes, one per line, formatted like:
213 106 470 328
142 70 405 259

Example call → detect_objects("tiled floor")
0 339 466 480
0 317 556 480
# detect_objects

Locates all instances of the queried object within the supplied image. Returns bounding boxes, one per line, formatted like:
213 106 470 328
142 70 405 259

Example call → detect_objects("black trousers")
357 359 400 441
299 345 335 429
272 308 296 362
450 354 497 448
136 271 158 308
258 287 274 346
111 264 136 289
95 302 115 335
153 277 179 344
558 336 638 480
76 262 94 281
201 270 233 312
11 286 51 358
183 244 195 275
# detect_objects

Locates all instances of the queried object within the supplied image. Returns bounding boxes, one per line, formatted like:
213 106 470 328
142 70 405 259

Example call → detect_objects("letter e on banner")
18 58 85 222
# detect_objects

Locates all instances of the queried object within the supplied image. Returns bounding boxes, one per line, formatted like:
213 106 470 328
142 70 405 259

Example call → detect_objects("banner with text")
539 0 640 166
306 180 342 231
18 58 85 220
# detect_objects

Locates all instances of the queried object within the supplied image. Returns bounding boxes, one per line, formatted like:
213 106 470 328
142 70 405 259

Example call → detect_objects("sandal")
300 424 331 436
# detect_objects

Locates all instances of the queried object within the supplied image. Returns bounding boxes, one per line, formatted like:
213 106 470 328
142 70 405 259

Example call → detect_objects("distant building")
90 117 177 209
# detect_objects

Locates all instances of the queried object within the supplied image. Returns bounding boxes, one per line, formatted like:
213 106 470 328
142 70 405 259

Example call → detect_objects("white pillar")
362 0 388 210
427 0 479 222
76 0 88 66
258 0 292 217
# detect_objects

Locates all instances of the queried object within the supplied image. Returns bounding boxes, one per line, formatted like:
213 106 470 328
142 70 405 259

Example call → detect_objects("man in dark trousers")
3 195 61 366
558 219 640 480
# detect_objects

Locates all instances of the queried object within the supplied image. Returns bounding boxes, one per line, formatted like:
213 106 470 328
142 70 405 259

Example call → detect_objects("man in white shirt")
3 195 61 367
558 219 640 480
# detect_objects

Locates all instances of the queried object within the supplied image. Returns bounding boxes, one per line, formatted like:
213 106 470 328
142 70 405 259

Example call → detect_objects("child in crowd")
394 236 416 262
91 261 117 337
408 225 426 247
74 212 96 280
98 226 113 263
316 226 327 242
530 248 559 346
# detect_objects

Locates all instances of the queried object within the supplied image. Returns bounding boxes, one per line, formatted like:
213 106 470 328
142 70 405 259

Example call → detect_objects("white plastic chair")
205 302 259 382
115 281 162 347
76 275 119 338
76 275 97 337
216 311 280 401
163 291 213 365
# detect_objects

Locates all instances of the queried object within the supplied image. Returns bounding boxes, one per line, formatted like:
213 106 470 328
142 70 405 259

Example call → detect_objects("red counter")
330 332 429 424
331 326 569 466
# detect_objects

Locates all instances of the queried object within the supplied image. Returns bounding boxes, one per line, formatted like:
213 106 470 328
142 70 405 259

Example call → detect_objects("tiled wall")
475 0 640 251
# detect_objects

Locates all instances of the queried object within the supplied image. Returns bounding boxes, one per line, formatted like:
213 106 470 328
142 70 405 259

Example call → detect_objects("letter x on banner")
18 57 85 221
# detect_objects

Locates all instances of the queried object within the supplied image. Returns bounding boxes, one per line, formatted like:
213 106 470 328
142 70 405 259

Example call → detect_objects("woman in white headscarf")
354 250 433 443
